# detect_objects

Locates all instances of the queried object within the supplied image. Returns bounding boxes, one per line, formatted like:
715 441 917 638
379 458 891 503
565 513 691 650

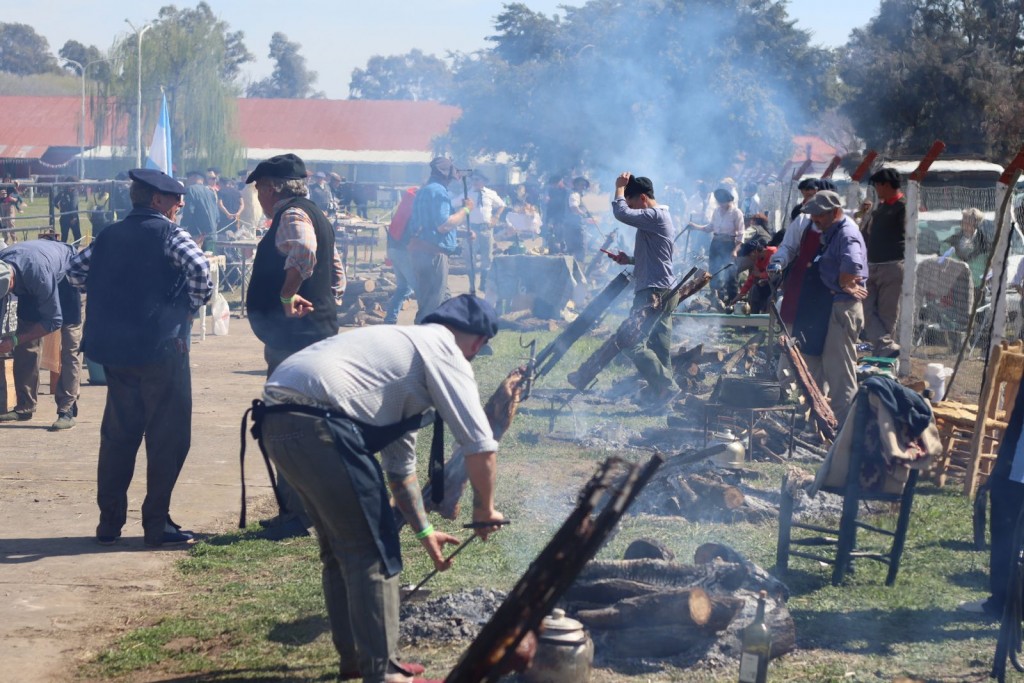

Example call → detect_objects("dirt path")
0 318 278 682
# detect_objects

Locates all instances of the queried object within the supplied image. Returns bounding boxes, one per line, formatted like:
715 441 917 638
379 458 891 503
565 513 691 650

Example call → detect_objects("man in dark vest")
67 169 212 548
245 153 345 540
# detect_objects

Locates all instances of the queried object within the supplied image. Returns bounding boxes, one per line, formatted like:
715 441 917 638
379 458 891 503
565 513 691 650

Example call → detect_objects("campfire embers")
563 543 795 667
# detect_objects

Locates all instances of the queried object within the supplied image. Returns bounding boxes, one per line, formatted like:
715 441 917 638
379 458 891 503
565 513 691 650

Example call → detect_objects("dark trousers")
710 235 737 300
96 345 192 544
264 345 314 528
60 214 81 243
989 472 1024 609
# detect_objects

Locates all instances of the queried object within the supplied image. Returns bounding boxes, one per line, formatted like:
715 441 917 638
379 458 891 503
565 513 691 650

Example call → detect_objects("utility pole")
60 57 113 180
125 19 153 168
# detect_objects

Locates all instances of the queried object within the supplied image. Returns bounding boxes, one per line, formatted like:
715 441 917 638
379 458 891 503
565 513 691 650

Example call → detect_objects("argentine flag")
145 91 173 175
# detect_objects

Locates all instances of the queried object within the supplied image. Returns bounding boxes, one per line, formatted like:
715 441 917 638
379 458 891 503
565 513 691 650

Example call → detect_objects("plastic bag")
212 293 230 335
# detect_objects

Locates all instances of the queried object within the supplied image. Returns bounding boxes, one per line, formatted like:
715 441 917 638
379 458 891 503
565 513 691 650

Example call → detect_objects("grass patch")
80 326 1004 682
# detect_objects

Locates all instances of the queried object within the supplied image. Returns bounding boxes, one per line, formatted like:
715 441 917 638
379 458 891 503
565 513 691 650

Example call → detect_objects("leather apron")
241 400 436 577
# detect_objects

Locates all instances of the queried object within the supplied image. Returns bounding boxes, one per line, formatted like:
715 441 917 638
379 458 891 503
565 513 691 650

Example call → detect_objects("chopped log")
346 278 376 296
767 607 797 659
671 343 704 364
687 474 745 510
669 476 700 508
624 537 676 561
563 578 661 604
723 333 765 374
576 587 743 634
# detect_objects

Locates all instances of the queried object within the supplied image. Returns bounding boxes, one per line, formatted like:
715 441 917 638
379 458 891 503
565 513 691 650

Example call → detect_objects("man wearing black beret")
67 168 213 548
245 153 346 540
251 293 506 682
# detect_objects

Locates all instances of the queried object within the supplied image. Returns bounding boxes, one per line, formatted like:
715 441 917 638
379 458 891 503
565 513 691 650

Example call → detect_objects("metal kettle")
522 608 594 683
710 429 746 466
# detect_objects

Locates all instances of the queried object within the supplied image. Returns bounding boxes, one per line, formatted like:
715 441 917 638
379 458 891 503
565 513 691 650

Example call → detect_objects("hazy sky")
14 1 880 99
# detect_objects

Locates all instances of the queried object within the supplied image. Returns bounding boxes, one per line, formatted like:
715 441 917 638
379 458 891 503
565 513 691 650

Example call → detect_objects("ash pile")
563 541 796 671
400 588 507 645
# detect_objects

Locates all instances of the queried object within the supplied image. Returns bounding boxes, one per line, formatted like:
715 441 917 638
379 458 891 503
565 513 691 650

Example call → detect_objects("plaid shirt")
68 215 213 313
273 199 346 299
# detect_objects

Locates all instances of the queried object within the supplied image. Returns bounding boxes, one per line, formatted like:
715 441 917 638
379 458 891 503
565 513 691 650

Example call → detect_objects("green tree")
446 0 835 179
840 0 1024 157
58 40 111 81
349 49 453 101
102 2 253 173
0 23 59 75
247 32 321 98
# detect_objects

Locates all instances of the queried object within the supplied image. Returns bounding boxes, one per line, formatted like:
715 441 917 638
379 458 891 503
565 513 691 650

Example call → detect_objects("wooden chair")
929 400 979 487
776 390 919 586
964 341 1024 499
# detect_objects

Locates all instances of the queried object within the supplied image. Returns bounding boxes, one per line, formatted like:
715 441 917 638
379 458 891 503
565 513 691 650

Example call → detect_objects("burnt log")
694 543 790 600
600 624 715 658
722 333 765 374
580 559 704 588
562 578 660 604
687 474 745 510
624 537 676 561
576 587 744 633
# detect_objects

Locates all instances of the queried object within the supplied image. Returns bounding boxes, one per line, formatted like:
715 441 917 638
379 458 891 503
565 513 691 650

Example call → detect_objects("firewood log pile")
338 275 393 327
670 336 767 394
563 542 795 664
626 447 781 523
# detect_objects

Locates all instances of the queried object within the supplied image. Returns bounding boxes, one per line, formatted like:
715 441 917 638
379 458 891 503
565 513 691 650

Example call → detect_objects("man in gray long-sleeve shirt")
608 172 678 406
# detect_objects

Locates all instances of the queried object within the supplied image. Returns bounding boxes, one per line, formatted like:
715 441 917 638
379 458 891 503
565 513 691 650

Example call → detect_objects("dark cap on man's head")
713 187 734 204
625 176 654 198
869 168 901 188
186 170 203 179
797 178 818 191
573 176 591 190
801 190 843 216
421 294 500 339
739 236 768 256
245 153 308 184
430 157 455 180
814 178 837 192
129 168 185 195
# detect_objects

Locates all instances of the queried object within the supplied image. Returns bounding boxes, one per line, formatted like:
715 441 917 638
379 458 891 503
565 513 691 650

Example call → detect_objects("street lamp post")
125 19 153 168
60 57 112 180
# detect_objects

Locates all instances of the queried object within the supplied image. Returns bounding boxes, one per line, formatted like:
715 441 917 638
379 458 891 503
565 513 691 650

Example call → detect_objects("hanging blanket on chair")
810 377 943 496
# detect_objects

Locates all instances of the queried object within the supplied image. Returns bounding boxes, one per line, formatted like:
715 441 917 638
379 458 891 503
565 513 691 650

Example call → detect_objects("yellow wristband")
415 524 434 540
463 207 471 216
280 295 295 304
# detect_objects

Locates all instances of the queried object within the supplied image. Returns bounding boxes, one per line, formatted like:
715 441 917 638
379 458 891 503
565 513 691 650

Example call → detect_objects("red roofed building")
0 96 462 182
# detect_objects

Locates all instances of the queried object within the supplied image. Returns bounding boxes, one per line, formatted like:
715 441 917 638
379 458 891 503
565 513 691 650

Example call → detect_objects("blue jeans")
385 246 414 324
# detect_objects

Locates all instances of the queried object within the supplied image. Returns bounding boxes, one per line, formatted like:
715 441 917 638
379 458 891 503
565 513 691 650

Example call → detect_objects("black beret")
739 236 768 256
797 178 818 191
869 167 901 188
814 178 837 192
626 176 654 197
573 176 591 190
421 294 500 339
245 153 307 184
128 168 185 195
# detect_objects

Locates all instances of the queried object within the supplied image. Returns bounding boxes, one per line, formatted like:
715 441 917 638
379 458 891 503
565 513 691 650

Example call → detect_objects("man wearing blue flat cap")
251 293 506 682
68 168 213 549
